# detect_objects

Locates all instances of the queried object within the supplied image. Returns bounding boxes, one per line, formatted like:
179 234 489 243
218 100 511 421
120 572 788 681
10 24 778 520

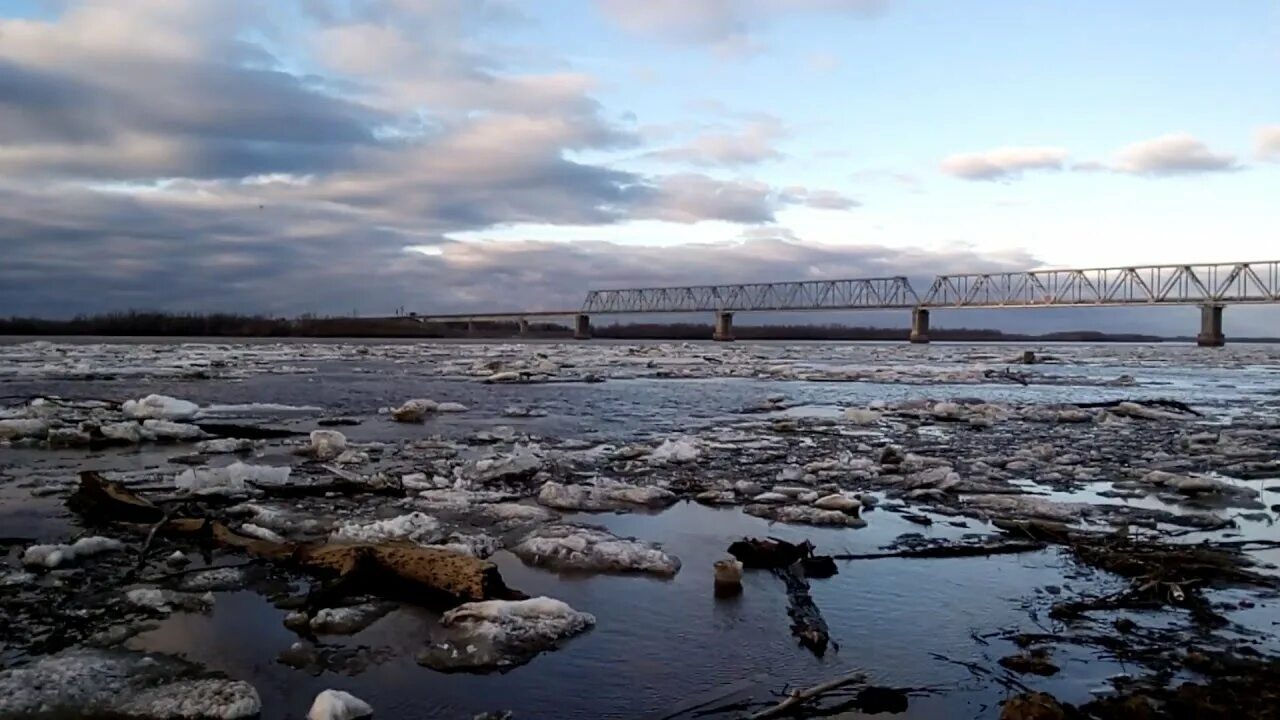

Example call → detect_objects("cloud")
939 147 1068 181
645 117 785 167
1111 133 1237 175
0 179 1022 317
595 0 888 53
0 0 874 318
1256 125 1280 161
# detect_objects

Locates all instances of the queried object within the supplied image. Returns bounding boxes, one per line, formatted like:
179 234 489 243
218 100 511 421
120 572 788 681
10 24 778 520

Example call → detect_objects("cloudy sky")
1 1 1277 332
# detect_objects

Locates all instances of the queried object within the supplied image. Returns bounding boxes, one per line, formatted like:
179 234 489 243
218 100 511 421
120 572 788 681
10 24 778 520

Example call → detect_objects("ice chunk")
812 493 862 513
196 438 256 454
536 480 677 511
426 533 502 559
391 398 437 422
0 649 261 720
462 447 544 485
308 689 374 720
239 523 286 543
308 430 348 460
143 419 207 441
647 437 700 464
437 401 469 413
23 536 125 568
126 588 215 613
842 408 882 425
116 679 261 719
123 394 200 421
418 597 595 671
331 511 441 544
175 462 291 497
744 504 868 527
101 421 148 444
512 524 680 576
309 604 395 635
0 418 50 440
48 427 92 446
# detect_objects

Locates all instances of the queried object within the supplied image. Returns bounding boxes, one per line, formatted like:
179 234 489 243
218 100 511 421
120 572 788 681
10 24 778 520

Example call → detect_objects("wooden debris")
745 670 867 720
69 471 165 524
772 563 830 656
832 539 1046 561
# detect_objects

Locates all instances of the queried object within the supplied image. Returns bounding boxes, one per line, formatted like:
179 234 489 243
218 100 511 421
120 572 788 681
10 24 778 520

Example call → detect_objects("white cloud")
645 117 785 167
939 147 1068 181
595 0 888 53
1111 133 1237 175
1255 125 1280 161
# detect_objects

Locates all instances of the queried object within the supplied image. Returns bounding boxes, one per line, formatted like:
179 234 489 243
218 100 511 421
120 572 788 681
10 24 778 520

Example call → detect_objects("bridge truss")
579 261 1280 313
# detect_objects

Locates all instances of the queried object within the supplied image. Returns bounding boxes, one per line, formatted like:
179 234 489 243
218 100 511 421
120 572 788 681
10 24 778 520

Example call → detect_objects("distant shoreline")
3 312 1277 343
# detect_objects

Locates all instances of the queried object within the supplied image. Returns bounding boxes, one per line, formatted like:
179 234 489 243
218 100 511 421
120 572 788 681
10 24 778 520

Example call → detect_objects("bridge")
402 260 1280 346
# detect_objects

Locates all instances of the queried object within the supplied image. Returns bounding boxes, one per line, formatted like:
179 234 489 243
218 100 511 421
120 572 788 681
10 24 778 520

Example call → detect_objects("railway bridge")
400 261 1280 347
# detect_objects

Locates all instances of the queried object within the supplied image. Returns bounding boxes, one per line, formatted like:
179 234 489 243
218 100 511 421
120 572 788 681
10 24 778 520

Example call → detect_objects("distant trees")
0 311 1173 342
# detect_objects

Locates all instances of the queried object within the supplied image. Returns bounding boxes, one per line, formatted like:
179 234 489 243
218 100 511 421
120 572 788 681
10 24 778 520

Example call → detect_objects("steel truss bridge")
403 261 1280 346
581 262 1280 313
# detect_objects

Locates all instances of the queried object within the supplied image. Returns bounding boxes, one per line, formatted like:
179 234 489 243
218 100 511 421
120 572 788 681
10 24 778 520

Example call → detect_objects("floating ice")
0 649 261 720
418 597 595 671
0 418 50 440
309 604 394 635
512 524 681 576
239 523 286 543
331 511 442 544
175 462 291 497
461 446 544 485
437 401 469 413
812 493 862 513
308 689 374 720
842 408 882 425
126 588 216 613
391 399 437 422
745 504 868 527
22 536 125 568
196 438 256 454
101 421 148 443
647 437 700 464
536 480 677 511
143 419 207 441
123 394 200 421
308 430 348 460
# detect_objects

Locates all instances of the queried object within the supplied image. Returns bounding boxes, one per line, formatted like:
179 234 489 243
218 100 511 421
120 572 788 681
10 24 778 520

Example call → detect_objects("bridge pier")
1197 304 1225 347
574 313 592 340
713 311 734 342
466 320 478 336
909 308 930 344
518 318 530 336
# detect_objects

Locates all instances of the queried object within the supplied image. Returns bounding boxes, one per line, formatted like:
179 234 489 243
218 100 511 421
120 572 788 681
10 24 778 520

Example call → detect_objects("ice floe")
417 597 595 671
512 524 681 576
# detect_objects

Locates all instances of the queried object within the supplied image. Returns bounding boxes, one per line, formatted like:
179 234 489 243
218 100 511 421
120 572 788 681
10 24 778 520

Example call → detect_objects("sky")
1 0 1278 333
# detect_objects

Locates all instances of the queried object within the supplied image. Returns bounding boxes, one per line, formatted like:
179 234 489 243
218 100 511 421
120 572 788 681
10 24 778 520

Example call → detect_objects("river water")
2 338 1278 719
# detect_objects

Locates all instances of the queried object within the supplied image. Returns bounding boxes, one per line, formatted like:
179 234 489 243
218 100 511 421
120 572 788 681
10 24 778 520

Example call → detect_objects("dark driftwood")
773 563 831 657
728 537 837 577
744 670 867 720
832 540 1046 560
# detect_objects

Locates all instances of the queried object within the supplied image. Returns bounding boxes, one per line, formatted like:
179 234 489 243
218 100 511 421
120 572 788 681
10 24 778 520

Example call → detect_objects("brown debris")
1001 692 1069 720
69 471 165 524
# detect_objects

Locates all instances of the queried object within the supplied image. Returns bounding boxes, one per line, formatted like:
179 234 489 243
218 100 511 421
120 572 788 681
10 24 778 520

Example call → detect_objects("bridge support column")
518 318 530 336
573 313 591 340
1197 304 1225 347
713 311 734 342
909 308 930 344
466 320 477 336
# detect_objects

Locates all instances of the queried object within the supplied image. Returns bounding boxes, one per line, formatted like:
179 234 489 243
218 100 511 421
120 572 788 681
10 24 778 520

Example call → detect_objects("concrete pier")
713 311 734 342
1197 304 1225 347
909 308 930 344
574 313 592 340
518 318 530 336
466 320 478 335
